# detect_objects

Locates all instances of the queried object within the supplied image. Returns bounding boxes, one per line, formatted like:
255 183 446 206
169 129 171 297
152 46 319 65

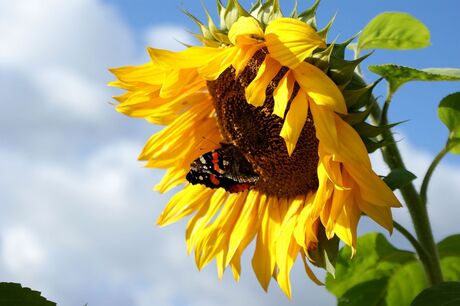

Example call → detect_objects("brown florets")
207 49 319 197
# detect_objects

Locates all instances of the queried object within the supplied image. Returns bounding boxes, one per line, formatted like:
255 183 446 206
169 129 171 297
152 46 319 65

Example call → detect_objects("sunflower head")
109 0 401 298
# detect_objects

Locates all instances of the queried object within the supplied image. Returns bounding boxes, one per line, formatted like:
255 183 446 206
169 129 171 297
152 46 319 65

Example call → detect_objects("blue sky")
0 1 459 306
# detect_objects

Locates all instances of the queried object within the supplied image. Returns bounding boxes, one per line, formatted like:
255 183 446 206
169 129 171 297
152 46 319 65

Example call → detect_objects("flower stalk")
354 74 444 285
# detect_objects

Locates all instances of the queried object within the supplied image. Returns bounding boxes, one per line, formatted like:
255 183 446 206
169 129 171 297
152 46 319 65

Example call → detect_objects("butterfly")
186 143 259 193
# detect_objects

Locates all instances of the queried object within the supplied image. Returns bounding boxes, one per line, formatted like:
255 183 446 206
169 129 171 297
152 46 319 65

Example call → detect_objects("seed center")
207 50 319 197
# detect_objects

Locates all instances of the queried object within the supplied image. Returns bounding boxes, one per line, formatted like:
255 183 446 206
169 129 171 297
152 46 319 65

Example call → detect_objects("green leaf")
410 282 460 306
438 93 460 154
0 283 56 306
369 65 460 94
358 12 430 50
326 233 416 297
438 235 460 257
383 168 417 191
438 235 460 282
438 93 460 133
337 278 389 306
386 261 428 306
307 226 340 276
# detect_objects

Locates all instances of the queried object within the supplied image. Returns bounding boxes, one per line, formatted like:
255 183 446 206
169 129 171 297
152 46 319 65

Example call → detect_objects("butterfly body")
186 144 259 193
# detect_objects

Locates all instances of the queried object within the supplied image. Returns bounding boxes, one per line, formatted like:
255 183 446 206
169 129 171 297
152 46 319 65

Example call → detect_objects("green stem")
420 145 451 205
380 90 393 126
393 221 430 263
354 74 444 285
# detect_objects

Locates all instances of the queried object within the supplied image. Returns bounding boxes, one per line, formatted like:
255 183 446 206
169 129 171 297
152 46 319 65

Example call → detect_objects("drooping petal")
309 102 339 152
280 90 309 155
228 16 264 46
232 43 265 77
293 62 347 114
358 200 393 233
265 18 326 69
345 162 401 208
245 55 282 107
273 71 295 118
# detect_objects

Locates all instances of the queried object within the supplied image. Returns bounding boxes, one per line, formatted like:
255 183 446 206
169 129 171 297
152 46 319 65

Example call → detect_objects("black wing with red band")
186 144 259 193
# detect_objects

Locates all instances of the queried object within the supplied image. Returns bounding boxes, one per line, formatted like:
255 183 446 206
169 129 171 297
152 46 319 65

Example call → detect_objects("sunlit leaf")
326 233 416 298
368 65 460 94
358 12 430 50
438 92 460 154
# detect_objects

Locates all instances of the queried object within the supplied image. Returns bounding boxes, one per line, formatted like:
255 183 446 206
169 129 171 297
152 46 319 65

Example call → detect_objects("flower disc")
208 49 319 197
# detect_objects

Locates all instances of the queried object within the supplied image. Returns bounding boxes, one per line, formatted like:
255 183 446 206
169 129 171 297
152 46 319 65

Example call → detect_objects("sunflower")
110 0 401 297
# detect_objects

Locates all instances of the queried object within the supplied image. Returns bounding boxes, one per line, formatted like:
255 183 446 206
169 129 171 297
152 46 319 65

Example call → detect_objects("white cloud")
370 136 460 241
144 25 195 51
1 227 46 275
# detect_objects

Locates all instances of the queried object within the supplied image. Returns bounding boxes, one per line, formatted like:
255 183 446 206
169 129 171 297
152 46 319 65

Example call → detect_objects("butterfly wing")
186 144 259 193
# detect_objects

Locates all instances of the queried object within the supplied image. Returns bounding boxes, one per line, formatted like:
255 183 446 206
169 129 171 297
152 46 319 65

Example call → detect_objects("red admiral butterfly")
186 144 259 193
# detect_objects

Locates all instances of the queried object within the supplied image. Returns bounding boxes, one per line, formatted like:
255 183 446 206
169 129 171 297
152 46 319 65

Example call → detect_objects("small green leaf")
438 235 460 282
410 282 460 306
438 92 460 134
369 65 460 94
307 226 340 276
383 168 417 191
0 283 56 306
438 235 460 257
358 12 430 50
438 93 460 154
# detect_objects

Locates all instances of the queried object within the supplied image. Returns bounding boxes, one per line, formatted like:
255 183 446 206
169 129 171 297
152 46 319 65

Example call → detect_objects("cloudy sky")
1 0 459 305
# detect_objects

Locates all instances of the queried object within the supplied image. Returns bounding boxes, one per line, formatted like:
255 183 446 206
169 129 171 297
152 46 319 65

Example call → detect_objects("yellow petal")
358 200 393 233
149 46 235 80
293 192 316 248
232 43 264 77
301 254 324 285
280 90 309 156
195 193 242 270
276 196 304 298
226 190 261 266
333 115 371 167
273 71 295 118
228 16 264 46
186 188 228 255
198 47 239 80
157 184 214 226
309 102 339 152
252 196 278 291
160 68 198 98
293 62 347 114
245 55 282 107
109 62 165 86
345 162 401 208
149 46 224 69
333 189 361 252
154 167 187 193
265 18 326 69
